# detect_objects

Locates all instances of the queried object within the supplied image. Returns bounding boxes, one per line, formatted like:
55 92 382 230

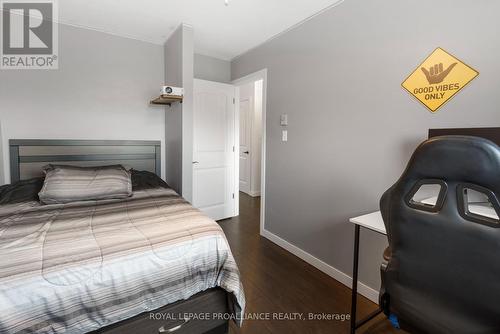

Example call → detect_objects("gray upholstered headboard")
9 139 161 183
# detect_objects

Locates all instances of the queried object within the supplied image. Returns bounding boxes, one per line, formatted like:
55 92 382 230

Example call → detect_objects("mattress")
0 187 245 333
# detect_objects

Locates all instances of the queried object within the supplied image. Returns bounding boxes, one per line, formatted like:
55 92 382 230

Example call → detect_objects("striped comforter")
0 187 245 333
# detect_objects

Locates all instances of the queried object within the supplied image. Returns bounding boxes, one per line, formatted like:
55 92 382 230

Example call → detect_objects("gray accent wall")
164 24 194 202
181 26 194 203
194 54 231 83
231 0 500 291
0 23 165 184
164 27 184 194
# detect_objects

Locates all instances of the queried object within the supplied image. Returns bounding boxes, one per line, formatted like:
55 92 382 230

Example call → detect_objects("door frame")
232 69 268 235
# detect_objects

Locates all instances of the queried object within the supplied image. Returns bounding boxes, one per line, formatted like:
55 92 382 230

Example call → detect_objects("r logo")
1 0 58 69
2 2 53 54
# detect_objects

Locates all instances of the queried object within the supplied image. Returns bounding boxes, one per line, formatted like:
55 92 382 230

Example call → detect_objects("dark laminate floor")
218 192 402 334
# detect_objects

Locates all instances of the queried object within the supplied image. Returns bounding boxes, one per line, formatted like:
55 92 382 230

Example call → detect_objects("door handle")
192 161 199 164
244 151 249 154
158 317 191 333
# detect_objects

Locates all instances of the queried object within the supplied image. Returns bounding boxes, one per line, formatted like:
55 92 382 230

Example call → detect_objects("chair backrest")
380 135 500 333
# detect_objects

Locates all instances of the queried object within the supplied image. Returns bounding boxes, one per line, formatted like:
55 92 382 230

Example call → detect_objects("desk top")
349 201 498 236
349 211 386 235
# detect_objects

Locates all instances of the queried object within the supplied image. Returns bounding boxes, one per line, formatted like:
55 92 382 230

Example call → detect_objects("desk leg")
350 224 360 334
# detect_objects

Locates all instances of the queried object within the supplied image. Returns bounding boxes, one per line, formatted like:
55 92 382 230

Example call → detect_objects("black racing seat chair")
379 136 500 334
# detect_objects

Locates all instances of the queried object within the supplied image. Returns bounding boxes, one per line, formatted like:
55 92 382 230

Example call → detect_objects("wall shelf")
150 95 183 106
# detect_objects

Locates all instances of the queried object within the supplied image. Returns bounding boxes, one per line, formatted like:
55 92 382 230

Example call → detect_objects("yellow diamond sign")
402 48 478 112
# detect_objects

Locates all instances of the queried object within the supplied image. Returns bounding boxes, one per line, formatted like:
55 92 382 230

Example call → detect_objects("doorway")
238 79 263 197
233 69 267 235
191 70 267 231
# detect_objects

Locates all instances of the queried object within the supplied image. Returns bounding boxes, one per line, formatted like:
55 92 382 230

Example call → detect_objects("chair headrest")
398 135 500 190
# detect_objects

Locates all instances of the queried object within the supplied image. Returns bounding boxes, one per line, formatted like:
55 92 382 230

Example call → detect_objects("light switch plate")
280 114 288 126
282 130 288 142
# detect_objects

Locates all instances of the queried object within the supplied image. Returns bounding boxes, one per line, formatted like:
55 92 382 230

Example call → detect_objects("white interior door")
193 79 236 221
239 97 252 194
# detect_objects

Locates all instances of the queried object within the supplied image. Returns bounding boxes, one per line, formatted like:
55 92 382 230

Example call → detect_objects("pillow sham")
38 164 132 204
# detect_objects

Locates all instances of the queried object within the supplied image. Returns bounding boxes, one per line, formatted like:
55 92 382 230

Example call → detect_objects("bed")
0 140 245 334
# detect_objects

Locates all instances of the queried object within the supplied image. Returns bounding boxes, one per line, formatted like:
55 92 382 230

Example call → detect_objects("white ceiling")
58 0 343 60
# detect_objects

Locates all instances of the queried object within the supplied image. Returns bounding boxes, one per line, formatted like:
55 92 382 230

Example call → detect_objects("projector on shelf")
161 86 183 97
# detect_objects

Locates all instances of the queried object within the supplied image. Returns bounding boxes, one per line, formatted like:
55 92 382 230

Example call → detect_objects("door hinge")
233 146 235 152
232 193 235 199
233 98 235 104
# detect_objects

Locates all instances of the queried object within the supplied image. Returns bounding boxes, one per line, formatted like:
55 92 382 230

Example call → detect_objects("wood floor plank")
219 193 403 334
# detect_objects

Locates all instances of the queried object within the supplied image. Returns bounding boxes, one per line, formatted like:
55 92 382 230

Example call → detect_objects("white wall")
0 23 165 184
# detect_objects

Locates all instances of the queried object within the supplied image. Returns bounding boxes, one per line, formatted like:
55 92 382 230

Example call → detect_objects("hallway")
219 193 399 334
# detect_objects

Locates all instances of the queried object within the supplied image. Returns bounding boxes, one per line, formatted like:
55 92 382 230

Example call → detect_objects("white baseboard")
261 229 379 304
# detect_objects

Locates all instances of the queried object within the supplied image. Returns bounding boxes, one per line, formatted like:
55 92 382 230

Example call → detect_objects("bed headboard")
9 139 161 183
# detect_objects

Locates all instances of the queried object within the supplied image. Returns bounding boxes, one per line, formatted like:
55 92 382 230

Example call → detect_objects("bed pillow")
0 177 43 204
0 170 166 206
38 164 132 204
131 169 169 191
